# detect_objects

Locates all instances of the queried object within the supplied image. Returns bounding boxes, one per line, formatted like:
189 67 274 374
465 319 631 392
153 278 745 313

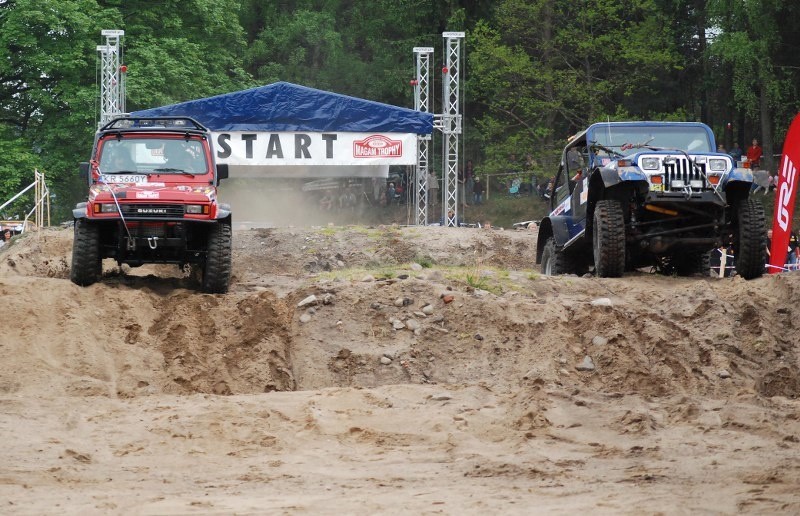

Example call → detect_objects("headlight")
641 157 660 170
671 180 685 189
690 180 704 188
99 203 118 213
186 204 206 214
708 158 728 172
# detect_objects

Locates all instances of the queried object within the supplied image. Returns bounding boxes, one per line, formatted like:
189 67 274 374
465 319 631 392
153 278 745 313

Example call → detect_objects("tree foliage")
0 0 799 221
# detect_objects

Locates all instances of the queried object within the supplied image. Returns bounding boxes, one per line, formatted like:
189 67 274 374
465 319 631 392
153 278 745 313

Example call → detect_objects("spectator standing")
457 168 468 207
465 160 475 203
788 231 800 270
729 142 743 163
473 176 485 205
746 138 763 169
717 144 726 153
319 191 333 212
386 182 396 206
372 178 382 204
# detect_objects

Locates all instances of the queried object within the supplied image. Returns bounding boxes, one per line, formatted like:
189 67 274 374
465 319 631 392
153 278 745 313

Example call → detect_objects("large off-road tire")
734 198 766 280
540 237 571 276
202 222 232 294
70 218 102 286
593 199 626 278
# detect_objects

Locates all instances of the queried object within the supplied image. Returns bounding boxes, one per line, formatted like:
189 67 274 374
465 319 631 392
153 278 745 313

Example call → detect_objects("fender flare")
72 202 87 219
215 203 232 221
536 216 572 264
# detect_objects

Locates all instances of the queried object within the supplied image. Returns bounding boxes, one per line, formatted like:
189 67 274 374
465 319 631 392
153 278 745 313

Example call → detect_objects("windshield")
98 138 208 174
590 125 713 156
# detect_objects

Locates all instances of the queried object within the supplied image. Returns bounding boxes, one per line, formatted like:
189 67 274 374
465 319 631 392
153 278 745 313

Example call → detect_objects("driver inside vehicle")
102 150 136 173
163 143 205 172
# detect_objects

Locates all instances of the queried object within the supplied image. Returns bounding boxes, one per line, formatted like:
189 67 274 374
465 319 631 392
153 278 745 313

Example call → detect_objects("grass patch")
461 194 550 228
414 254 435 268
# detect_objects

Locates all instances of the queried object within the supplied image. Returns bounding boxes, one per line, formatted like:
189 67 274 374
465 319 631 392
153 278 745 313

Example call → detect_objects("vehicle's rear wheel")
540 237 571 275
593 199 626 278
202 222 232 294
70 218 102 286
734 198 766 279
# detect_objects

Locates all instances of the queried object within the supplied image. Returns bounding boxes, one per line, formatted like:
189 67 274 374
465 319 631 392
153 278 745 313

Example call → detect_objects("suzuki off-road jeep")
536 121 766 279
70 117 232 293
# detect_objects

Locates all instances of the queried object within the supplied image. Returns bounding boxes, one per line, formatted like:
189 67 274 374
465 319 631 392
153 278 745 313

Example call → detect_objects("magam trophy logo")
777 153 797 231
353 135 403 158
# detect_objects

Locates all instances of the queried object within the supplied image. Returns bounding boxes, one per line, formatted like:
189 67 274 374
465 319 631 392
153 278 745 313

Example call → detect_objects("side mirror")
79 162 90 184
216 163 229 183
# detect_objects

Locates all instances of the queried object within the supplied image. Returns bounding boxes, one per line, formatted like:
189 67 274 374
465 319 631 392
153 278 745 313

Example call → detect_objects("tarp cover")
132 81 433 135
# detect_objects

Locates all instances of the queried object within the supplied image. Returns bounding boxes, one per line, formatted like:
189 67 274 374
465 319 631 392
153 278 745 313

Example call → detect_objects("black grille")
120 204 185 218
662 158 707 190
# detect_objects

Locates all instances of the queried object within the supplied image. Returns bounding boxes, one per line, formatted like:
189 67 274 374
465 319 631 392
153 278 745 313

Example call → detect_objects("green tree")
468 0 681 175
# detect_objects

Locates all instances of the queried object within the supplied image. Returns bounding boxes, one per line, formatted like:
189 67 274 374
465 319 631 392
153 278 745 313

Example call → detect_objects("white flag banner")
213 132 418 166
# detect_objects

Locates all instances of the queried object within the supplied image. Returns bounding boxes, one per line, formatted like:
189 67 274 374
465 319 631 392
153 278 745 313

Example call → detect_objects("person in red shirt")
746 138 763 169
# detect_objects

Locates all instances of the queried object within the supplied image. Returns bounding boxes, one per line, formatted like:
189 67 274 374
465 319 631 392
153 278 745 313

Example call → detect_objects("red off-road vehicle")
71 117 232 293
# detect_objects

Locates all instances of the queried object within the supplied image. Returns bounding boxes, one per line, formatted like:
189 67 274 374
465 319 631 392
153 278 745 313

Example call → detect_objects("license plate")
99 174 147 184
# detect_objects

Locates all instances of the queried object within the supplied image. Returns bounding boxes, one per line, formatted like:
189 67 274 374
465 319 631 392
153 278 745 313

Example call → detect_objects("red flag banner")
769 112 800 273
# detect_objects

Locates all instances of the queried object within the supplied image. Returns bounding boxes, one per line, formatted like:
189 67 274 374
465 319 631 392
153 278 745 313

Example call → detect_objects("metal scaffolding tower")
439 32 464 227
97 29 126 127
413 32 464 227
412 47 433 225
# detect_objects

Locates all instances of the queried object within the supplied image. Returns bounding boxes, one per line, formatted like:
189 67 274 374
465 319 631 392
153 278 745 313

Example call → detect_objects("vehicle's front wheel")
734 198 766 279
70 218 102 286
540 237 571 275
202 222 232 294
593 199 626 278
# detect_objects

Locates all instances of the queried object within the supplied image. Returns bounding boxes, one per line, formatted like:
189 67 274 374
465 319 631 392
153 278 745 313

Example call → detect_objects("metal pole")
441 32 464 227
413 47 433 226
97 29 125 127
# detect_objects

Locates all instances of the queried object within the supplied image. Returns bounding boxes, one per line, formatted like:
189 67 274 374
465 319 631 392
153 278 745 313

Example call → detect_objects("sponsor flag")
769 112 800 273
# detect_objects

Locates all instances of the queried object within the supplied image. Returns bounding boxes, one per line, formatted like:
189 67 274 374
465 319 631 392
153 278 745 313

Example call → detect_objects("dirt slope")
0 226 799 514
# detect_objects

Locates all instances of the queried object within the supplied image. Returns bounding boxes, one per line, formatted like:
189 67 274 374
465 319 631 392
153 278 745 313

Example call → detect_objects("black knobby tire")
70 218 102 286
202 222 232 294
734 198 766 280
540 237 571 276
593 199 626 278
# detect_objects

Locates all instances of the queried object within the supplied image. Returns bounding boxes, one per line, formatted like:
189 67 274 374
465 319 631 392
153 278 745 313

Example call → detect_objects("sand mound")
1 226 799 513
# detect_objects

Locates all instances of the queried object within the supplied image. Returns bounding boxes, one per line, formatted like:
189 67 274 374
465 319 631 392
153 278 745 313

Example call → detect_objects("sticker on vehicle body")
649 183 664 192
135 191 160 199
580 177 589 204
99 174 147 184
552 196 570 216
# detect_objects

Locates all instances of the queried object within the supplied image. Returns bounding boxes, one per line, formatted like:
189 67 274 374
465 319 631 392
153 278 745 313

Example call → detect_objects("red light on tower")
442 67 449 74
410 79 418 86
120 65 128 73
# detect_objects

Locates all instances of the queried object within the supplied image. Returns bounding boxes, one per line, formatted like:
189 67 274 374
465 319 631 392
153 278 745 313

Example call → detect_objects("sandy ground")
1 225 799 515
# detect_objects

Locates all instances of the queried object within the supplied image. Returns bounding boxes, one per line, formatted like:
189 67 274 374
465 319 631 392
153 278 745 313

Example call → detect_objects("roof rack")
100 116 209 133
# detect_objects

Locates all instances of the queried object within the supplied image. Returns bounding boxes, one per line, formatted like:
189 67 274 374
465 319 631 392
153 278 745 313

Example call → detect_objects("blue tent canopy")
132 81 433 135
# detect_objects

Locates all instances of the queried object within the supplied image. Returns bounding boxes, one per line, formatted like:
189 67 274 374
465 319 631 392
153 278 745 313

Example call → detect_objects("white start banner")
212 131 418 166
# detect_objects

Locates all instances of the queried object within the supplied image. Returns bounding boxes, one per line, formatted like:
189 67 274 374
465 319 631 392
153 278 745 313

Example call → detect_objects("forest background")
1 0 799 222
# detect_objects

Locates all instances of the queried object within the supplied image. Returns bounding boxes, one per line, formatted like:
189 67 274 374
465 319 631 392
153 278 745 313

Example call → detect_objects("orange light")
708 175 720 185
742 161 751 169
93 204 100 213
651 176 663 184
